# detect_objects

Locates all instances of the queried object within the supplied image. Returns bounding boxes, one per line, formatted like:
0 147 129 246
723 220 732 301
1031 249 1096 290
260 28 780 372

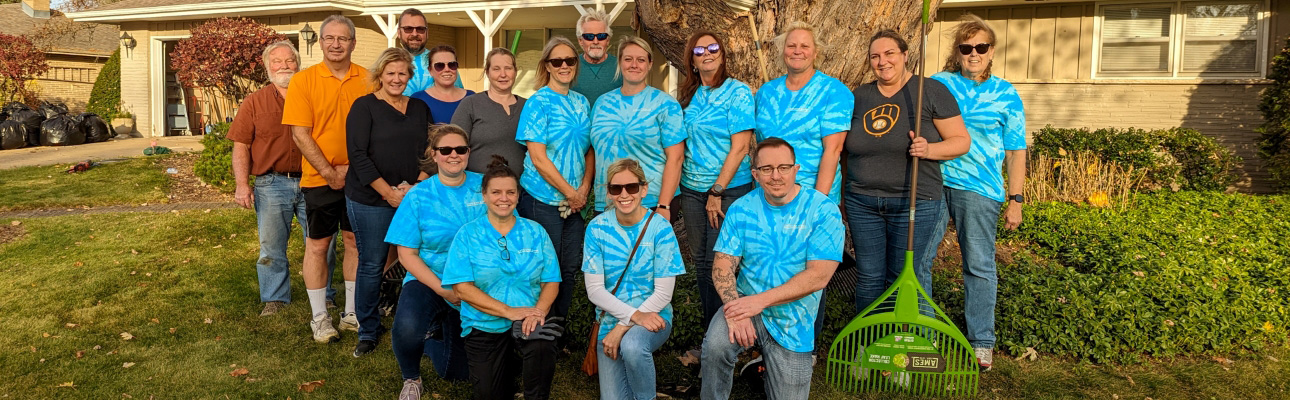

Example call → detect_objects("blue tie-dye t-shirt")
516 87 593 206
441 216 562 336
384 172 487 306
755 71 854 202
582 210 686 341
931 72 1027 202
714 186 845 352
590 86 686 211
682 78 755 192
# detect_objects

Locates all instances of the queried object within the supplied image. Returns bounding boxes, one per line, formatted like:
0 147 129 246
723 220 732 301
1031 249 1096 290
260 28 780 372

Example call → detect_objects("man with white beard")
229 40 336 317
570 9 621 106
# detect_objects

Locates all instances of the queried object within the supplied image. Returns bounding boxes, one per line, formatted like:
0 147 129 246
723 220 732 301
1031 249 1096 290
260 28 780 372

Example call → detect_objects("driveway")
0 136 205 169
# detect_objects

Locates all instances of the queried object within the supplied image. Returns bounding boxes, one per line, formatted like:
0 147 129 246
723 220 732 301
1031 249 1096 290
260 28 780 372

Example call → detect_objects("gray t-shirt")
451 92 528 177
845 75 960 200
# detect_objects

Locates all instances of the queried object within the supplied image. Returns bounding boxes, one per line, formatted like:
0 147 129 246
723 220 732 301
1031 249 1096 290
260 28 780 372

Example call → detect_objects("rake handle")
906 26 928 254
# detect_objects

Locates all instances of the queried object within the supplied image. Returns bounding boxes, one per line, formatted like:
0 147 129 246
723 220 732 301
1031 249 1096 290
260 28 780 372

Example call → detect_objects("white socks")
344 281 356 315
307 288 327 318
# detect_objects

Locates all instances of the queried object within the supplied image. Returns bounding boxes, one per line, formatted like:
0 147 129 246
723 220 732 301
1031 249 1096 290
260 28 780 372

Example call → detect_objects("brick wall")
31 54 106 112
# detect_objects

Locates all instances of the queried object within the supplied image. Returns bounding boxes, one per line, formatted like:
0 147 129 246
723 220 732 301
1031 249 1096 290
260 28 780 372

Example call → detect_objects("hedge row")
1032 126 1241 192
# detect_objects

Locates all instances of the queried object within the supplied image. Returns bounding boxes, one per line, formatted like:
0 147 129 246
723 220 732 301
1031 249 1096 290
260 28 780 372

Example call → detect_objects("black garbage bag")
0 120 25 150
2 101 29 113
40 115 84 146
38 101 69 119
9 109 44 147
79 113 111 143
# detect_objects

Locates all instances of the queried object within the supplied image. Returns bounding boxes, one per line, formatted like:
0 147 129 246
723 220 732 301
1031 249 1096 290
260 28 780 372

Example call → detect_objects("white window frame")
1092 0 1269 79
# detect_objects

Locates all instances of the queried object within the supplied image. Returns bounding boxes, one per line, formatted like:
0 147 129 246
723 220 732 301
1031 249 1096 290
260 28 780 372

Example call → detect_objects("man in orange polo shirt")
283 14 370 344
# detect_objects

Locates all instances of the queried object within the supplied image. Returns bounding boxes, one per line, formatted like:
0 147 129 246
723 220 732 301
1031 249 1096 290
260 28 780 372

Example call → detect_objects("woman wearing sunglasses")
675 31 756 335
590 36 685 220
344 48 432 357
846 30 969 316
583 158 685 400
411 45 475 124
451 48 527 177
925 14 1027 371
443 156 562 400
385 125 479 399
516 36 594 324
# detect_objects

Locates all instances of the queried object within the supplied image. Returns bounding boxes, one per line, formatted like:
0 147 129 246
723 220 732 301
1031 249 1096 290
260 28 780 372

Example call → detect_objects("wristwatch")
707 184 725 198
655 204 671 211
1009 194 1025 204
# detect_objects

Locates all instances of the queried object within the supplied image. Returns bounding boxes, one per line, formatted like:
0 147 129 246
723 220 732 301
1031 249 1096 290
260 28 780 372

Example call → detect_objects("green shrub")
1259 36 1290 191
1032 126 1240 192
86 50 120 121
993 191 1290 362
194 122 234 191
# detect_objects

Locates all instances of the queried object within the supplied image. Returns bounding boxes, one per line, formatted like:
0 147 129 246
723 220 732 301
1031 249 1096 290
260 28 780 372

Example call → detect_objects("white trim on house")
150 34 188 138
67 0 364 22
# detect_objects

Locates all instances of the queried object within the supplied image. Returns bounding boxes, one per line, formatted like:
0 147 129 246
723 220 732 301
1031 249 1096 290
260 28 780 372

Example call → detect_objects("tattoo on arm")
713 253 742 304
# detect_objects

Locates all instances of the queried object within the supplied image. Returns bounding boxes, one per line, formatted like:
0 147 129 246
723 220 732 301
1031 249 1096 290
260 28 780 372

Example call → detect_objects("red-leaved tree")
170 17 285 121
0 34 50 106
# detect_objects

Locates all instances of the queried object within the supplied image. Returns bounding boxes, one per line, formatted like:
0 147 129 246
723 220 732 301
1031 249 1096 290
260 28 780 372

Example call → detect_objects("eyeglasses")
434 146 469 156
607 182 643 196
321 36 353 45
399 26 427 34
497 237 510 261
692 43 721 56
957 43 992 55
581 33 609 41
753 164 796 175
546 57 577 68
433 61 459 71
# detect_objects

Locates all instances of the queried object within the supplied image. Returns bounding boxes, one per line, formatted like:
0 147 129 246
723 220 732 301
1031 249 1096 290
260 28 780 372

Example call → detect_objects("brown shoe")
259 301 286 317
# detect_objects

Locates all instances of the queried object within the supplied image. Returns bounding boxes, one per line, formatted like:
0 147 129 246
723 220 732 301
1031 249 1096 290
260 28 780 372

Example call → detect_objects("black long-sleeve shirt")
345 93 432 207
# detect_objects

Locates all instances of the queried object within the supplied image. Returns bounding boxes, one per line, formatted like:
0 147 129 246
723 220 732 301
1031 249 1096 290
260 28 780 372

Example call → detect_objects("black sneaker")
353 339 377 358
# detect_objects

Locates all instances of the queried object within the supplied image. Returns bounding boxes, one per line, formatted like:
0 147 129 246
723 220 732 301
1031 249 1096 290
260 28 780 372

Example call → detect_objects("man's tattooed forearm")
713 253 741 304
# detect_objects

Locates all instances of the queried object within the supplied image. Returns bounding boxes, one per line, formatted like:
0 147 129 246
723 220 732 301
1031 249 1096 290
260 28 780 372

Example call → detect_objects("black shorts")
303 186 352 239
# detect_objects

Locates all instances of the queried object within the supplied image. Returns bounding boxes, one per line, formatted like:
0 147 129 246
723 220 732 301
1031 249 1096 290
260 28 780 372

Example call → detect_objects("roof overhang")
66 0 365 23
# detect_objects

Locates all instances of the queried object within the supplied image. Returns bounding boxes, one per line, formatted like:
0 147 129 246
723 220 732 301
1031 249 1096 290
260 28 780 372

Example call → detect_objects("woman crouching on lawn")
583 158 685 400
442 156 562 400
384 124 481 399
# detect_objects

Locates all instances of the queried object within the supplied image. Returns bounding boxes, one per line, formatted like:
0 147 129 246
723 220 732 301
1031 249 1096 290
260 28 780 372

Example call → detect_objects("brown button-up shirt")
228 84 301 176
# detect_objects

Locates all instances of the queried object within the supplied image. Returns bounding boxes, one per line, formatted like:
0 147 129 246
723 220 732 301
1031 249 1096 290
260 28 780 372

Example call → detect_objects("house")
1 0 118 110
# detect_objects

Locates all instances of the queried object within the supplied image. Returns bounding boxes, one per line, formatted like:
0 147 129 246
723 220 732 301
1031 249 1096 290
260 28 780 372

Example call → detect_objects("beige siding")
934 4 1098 81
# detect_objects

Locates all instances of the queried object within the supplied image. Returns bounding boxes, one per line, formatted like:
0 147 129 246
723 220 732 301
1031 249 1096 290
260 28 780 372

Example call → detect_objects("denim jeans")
844 192 943 312
252 174 335 303
391 280 469 381
516 192 585 321
677 183 754 331
924 187 1002 349
345 198 397 341
596 322 672 400
700 308 814 400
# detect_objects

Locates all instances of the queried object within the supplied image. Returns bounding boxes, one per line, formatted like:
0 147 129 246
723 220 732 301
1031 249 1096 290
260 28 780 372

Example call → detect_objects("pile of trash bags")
0 101 113 150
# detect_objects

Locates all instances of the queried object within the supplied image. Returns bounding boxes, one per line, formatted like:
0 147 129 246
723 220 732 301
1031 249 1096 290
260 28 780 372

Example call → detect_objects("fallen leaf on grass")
229 368 249 377
204 318 212 324
245 377 261 383
149 318 159 324
10 221 20 226
145 273 152 277
75 351 84 359
120 332 134 340
1014 347 1038 361
123 362 135 368
211 245 223 249
298 380 324 393
40 358 45 363
30 346 36 353
168 328 176 334
65 323 78 328
1212 356 1234 366
55 382 74 388
93 345 101 350
74 261 83 267
130 271 137 275
131 249 138 255
42 332 50 338
676 351 700 367
1268 355 1280 362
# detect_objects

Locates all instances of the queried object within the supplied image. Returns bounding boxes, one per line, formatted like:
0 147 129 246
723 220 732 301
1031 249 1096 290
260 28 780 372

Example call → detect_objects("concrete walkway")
0 136 205 169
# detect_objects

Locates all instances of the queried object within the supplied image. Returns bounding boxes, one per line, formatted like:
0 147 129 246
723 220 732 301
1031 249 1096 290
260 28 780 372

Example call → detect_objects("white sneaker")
338 312 359 332
310 313 340 343
398 378 422 400
974 347 993 371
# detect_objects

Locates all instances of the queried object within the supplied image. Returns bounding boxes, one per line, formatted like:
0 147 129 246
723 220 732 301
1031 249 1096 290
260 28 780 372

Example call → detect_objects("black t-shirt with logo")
845 75 960 200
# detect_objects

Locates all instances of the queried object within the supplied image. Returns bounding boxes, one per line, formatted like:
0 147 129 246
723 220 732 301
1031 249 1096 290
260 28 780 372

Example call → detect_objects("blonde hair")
420 124 471 175
481 47 516 81
614 35 653 81
605 158 647 185
535 36 579 90
773 21 827 70
941 13 997 82
368 47 415 91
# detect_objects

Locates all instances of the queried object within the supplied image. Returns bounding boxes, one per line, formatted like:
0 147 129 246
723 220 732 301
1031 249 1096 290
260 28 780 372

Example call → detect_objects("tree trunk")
634 0 942 88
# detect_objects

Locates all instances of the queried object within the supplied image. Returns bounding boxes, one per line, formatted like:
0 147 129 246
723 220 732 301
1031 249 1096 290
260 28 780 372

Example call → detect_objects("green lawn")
0 157 170 212
1 210 1286 399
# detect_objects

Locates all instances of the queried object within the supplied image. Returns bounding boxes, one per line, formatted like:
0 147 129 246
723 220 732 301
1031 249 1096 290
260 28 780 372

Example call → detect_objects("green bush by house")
1259 37 1290 191
86 50 121 121
1032 126 1241 192
194 122 234 191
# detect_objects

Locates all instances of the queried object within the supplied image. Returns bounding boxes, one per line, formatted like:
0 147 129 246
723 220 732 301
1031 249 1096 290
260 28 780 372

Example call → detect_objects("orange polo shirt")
281 62 371 188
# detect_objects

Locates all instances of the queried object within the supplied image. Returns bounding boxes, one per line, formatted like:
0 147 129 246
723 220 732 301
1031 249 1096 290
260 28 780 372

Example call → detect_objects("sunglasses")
581 33 610 41
497 237 510 261
433 61 459 72
692 43 722 56
547 57 578 68
434 146 469 155
957 43 992 55
607 182 643 196
399 26 427 34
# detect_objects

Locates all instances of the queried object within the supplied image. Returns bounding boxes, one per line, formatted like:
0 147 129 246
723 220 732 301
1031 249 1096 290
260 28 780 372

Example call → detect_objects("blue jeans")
845 192 943 312
700 308 813 400
596 322 672 400
923 187 1001 349
345 198 397 341
516 192 585 321
392 280 469 381
252 174 335 303
677 183 754 332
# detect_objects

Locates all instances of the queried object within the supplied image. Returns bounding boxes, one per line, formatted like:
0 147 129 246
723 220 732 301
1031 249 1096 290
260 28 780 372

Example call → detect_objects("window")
1097 1 1263 78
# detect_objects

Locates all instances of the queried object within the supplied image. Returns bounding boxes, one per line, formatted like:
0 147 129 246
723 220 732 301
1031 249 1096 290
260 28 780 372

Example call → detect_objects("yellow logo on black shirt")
863 104 900 137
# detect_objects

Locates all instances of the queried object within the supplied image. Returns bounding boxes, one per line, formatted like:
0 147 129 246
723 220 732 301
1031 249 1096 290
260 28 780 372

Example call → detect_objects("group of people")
229 7 1026 400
